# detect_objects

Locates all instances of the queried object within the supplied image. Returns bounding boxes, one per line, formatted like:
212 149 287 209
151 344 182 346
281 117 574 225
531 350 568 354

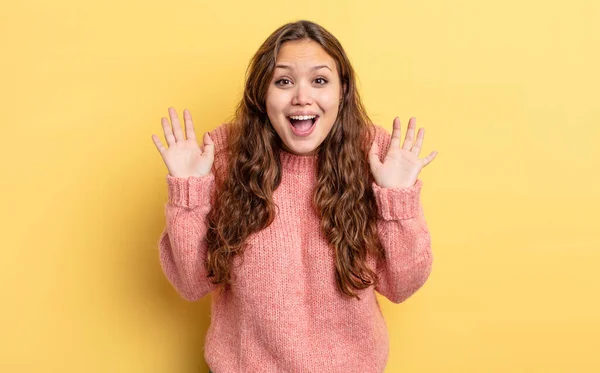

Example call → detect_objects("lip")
287 112 320 117
288 115 319 137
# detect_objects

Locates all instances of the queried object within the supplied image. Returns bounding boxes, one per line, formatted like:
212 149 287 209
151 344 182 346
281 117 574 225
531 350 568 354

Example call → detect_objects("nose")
291 82 313 106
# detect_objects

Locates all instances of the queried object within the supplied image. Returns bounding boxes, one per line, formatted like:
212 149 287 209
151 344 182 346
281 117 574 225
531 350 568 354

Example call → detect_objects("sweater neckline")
279 149 318 173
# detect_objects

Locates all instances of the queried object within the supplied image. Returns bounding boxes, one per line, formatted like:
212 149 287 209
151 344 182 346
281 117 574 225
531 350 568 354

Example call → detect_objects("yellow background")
1 0 598 372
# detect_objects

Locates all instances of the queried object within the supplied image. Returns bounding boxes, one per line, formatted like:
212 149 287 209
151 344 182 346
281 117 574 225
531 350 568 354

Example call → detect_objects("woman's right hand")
152 107 214 178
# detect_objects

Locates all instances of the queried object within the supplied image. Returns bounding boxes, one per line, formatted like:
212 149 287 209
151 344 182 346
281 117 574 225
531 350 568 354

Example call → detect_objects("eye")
315 77 328 85
275 78 292 86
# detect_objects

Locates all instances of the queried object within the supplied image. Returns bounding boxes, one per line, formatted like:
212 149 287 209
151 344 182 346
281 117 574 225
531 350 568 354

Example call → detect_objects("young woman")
152 20 438 373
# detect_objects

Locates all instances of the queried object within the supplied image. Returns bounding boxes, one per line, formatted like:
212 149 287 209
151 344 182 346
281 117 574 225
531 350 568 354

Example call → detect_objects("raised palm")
369 117 438 189
151 107 214 178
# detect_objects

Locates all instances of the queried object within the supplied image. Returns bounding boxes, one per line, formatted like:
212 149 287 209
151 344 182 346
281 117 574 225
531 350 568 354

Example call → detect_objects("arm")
367 121 434 304
157 173 218 301
157 122 230 301
372 179 433 304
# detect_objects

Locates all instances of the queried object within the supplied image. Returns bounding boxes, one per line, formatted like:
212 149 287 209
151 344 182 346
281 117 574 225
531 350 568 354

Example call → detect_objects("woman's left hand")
369 117 438 189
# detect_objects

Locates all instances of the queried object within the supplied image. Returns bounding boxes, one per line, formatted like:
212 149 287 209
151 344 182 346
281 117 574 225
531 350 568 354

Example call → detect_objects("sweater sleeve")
372 180 433 304
157 123 230 302
369 123 433 304
157 173 218 301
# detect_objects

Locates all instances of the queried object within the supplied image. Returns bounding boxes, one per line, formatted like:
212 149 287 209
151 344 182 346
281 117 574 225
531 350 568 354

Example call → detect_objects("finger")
151 134 167 155
202 132 214 157
368 140 382 170
412 127 424 154
184 109 197 142
389 117 402 149
402 117 416 151
422 151 438 167
169 107 185 142
161 117 176 147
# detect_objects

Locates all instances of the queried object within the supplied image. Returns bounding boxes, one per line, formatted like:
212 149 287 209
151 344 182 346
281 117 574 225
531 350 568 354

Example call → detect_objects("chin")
287 146 317 156
283 140 319 156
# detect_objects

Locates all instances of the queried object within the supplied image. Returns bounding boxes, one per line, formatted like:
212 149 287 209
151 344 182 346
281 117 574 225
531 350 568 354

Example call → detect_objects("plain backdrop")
1 0 599 372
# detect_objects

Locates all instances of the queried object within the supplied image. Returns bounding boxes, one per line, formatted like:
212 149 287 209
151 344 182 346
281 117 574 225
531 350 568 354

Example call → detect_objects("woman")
152 19 438 373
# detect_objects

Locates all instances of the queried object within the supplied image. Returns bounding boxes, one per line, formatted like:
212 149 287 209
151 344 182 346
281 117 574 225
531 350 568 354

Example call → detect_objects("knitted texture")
157 123 433 373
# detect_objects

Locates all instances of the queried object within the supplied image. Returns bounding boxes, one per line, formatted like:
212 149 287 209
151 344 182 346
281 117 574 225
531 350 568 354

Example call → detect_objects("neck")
279 148 318 174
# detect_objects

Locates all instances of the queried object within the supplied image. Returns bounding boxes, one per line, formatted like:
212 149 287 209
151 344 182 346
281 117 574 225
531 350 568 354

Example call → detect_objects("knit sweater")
157 122 433 373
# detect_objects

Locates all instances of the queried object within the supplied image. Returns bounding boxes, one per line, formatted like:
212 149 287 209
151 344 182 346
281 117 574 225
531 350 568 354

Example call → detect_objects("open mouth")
287 115 319 135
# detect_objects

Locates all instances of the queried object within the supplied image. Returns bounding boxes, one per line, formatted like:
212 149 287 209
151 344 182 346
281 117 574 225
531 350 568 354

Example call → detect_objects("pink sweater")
157 123 433 373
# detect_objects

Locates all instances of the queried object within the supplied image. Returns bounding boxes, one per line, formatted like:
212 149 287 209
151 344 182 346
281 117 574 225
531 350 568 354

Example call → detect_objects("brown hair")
205 20 385 300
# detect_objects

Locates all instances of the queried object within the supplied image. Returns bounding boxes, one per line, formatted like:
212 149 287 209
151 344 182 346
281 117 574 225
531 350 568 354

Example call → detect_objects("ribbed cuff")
372 179 423 220
166 173 215 208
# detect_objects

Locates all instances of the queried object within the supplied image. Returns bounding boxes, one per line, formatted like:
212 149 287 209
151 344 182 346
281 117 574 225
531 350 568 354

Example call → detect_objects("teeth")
289 115 317 120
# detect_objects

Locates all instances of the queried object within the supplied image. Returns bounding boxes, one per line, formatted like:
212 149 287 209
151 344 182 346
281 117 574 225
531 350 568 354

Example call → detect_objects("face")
266 39 343 156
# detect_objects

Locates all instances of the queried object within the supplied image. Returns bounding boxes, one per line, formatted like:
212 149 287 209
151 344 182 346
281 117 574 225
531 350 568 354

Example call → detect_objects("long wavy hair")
205 20 385 300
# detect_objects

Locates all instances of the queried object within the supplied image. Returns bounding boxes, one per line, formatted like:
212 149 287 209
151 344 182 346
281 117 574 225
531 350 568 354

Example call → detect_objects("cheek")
317 91 340 112
266 89 290 113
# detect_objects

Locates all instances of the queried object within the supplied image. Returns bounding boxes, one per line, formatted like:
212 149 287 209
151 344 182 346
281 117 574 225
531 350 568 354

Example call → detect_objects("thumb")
368 140 382 171
202 132 214 156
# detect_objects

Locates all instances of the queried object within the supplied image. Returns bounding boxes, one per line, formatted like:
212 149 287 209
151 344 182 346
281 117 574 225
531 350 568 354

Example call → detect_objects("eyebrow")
275 64 332 71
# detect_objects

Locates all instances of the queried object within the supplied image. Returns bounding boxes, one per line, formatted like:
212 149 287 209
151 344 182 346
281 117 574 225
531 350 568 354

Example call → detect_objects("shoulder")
208 122 231 154
367 123 392 162
208 122 233 184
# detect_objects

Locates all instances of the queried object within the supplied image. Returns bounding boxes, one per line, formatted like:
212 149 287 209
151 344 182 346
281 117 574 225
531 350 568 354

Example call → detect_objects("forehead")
276 39 337 72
